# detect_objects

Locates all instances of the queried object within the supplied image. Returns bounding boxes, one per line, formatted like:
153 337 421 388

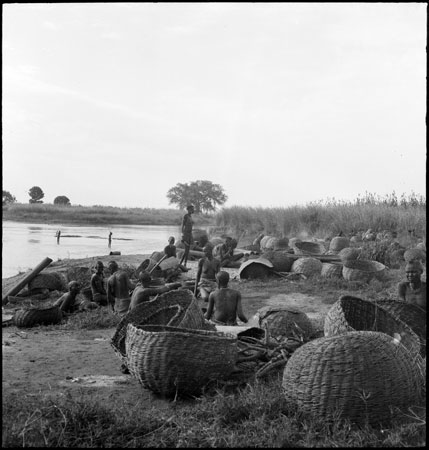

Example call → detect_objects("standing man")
195 244 221 302
179 205 195 267
91 261 108 306
205 271 248 326
108 231 113 248
107 260 135 315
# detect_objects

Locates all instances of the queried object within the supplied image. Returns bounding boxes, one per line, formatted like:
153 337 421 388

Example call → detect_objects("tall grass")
215 192 426 242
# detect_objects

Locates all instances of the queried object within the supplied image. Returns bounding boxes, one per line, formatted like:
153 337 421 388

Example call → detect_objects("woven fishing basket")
403 248 426 263
373 299 426 357
263 251 294 272
324 295 420 357
342 259 387 282
321 262 343 278
260 235 275 251
272 237 290 250
291 257 322 277
282 331 424 425
238 258 273 280
28 272 66 292
338 247 360 263
14 305 63 328
193 229 209 247
293 241 326 255
256 306 313 341
329 236 350 253
126 324 238 397
111 289 215 365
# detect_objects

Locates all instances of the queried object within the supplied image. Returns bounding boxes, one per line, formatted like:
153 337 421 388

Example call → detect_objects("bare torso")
205 287 247 325
398 281 426 310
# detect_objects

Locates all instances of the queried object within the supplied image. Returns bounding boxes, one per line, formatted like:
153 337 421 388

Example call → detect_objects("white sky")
2 3 426 209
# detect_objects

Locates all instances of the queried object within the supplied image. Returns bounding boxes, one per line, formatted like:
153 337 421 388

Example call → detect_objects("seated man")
398 260 426 311
107 261 135 315
213 237 244 268
204 271 248 326
90 261 108 306
129 271 179 311
53 281 81 313
195 244 221 302
163 236 189 278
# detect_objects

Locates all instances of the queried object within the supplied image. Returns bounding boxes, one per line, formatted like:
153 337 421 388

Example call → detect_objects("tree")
54 195 71 206
2 190 17 205
28 186 44 204
167 180 227 213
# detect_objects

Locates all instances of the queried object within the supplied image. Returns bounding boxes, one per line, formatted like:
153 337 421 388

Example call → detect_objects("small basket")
324 295 420 357
293 241 326 255
373 299 426 356
263 250 294 272
126 324 237 397
256 306 313 341
403 248 426 263
342 259 387 282
110 289 215 365
14 305 63 328
282 331 424 424
28 272 66 292
321 262 343 278
291 257 322 277
338 247 360 263
329 237 350 253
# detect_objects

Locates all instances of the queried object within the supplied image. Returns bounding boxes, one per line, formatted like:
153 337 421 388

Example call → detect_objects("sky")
2 3 427 209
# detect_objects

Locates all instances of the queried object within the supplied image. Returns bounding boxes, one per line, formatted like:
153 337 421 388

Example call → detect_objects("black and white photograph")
2 3 426 447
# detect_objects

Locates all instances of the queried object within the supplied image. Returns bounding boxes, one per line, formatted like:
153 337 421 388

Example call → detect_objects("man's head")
96 261 104 272
108 261 119 273
186 205 195 213
405 260 424 283
139 271 152 286
68 281 80 293
216 271 230 287
230 238 238 249
203 244 213 257
168 236 175 245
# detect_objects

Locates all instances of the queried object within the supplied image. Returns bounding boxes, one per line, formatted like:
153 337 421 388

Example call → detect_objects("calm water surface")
2 221 181 278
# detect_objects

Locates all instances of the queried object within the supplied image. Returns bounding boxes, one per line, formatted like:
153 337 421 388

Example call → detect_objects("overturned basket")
293 241 325 255
263 251 294 272
373 299 426 356
126 324 238 397
338 247 360 263
28 272 66 292
342 259 387 282
329 236 350 253
111 289 215 366
291 257 322 278
14 305 63 328
282 331 424 425
256 306 313 341
324 295 421 357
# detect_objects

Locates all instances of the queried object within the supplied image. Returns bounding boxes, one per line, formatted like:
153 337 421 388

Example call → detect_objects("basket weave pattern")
257 306 313 340
282 331 424 424
324 295 420 357
342 260 387 282
329 237 350 253
321 262 343 278
126 324 237 397
291 257 322 277
110 289 214 365
14 305 62 328
28 272 66 291
263 251 294 272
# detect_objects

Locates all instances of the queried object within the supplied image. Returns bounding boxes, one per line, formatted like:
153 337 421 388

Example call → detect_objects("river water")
2 221 182 279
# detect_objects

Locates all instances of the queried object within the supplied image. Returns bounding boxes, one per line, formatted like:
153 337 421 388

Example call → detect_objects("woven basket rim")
128 323 237 340
343 260 386 271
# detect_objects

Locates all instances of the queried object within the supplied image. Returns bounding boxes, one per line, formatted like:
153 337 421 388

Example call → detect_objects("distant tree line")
2 186 71 206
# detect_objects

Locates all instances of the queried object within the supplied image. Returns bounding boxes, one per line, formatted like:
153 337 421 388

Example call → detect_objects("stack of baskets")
282 331 424 424
111 289 215 368
14 305 63 328
126 324 237 397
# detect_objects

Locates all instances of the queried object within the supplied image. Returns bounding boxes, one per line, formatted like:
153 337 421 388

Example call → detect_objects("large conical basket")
324 295 421 357
126 324 237 397
111 289 215 366
342 260 387 282
282 331 424 425
291 257 322 277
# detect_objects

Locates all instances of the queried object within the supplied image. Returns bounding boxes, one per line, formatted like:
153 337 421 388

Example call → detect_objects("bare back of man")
107 262 134 314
